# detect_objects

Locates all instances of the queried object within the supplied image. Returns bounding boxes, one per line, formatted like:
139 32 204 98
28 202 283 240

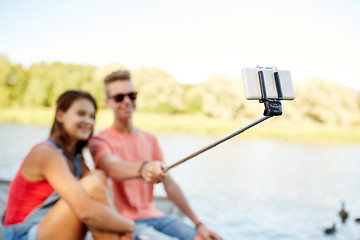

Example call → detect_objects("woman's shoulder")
21 142 64 181
30 141 59 156
25 141 66 168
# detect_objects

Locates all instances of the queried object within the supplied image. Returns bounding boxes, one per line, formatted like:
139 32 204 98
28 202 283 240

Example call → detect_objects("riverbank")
1 107 359 144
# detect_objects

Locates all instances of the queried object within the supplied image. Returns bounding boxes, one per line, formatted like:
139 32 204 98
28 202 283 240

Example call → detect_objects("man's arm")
163 175 199 223
163 175 222 240
97 152 165 183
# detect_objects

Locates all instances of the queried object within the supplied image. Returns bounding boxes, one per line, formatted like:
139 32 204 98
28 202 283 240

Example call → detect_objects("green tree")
0 55 13 107
298 78 360 125
7 64 29 106
23 62 95 107
132 66 184 113
187 75 255 119
183 84 203 114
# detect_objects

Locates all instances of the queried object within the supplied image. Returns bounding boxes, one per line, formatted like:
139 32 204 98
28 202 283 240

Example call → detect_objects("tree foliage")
0 56 359 126
186 75 249 119
293 78 360 125
132 66 184 113
0 55 14 107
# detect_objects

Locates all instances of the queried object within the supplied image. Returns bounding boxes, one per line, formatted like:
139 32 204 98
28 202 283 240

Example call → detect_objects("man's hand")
197 224 223 240
141 161 166 183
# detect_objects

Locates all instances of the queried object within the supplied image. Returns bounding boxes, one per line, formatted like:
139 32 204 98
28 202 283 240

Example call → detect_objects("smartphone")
242 67 295 100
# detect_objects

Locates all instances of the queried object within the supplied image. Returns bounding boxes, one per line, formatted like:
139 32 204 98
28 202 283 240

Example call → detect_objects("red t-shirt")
3 142 55 226
89 127 165 220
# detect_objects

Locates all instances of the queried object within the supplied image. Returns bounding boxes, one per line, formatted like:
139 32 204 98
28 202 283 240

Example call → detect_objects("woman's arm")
34 145 134 233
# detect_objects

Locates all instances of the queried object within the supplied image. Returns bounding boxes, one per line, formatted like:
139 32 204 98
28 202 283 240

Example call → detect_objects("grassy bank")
1 107 360 144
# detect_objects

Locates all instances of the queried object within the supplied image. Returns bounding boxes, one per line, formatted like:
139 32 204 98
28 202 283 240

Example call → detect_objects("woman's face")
57 98 96 142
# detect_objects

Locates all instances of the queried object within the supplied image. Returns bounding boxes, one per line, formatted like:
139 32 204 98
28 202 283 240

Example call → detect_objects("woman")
1 90 134 240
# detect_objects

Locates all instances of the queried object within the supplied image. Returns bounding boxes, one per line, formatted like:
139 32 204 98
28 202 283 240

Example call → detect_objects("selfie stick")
164 115 271 172
164 66 284 173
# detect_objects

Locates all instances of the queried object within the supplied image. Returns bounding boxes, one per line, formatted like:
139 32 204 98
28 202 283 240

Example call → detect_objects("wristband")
137 161 149 179
195 221 203 230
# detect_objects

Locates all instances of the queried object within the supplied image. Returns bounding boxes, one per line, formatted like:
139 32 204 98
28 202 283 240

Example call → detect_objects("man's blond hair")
104 70 131 96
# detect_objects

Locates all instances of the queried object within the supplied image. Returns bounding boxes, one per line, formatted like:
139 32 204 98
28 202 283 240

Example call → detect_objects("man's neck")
112 119 136 134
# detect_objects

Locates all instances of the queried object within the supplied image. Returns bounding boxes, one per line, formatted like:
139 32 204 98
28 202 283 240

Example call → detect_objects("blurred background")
0 0 359 141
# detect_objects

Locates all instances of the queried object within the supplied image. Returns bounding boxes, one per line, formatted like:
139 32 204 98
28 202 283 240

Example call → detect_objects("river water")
1 123 360 239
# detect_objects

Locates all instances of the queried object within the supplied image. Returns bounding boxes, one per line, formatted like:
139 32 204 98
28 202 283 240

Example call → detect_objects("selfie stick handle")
164 115 271 172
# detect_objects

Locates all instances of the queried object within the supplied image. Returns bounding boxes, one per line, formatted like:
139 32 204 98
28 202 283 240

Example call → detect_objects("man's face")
106 80 136 121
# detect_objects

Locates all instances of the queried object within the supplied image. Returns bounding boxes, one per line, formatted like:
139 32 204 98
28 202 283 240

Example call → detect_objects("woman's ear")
55 110 64 123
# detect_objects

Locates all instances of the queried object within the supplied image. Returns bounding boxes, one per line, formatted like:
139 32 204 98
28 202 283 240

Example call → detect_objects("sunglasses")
109 92 137 102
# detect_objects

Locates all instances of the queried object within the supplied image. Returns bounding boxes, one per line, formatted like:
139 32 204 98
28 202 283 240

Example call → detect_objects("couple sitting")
1 70 221 240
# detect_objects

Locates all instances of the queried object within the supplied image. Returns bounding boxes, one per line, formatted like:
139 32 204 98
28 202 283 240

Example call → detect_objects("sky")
1 0 359 90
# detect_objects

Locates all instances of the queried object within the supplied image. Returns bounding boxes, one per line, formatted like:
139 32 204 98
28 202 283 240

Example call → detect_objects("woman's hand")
119 232 134 240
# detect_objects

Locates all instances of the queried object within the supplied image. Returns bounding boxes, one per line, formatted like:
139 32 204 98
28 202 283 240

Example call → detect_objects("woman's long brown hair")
50 90 97 162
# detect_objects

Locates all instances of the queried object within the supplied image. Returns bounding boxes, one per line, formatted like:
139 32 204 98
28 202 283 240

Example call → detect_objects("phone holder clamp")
256 66 283 117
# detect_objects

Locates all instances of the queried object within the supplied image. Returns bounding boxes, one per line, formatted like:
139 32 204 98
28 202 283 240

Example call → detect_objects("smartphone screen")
242 67 295 100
